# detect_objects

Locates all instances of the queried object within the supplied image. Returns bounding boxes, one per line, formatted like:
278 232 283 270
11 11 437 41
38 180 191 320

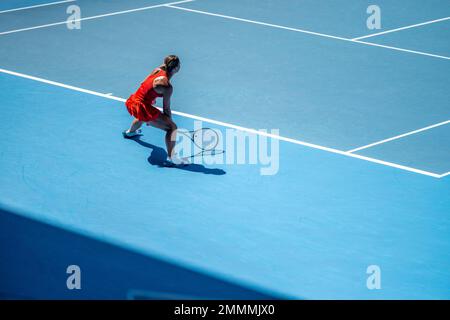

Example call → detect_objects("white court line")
166 5 450 61
165 5 357 42
348 120 450 153
352 16 450 41
0 0 194 36
352 39 450 60
0 0 76 15
439 172 450 178
0 67 444 178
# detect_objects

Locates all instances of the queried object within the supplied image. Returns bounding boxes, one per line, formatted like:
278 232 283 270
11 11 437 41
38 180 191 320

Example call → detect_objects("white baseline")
0 67 444 178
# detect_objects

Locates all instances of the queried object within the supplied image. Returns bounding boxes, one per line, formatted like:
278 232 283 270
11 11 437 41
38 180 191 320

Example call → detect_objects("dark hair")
163 55 180 73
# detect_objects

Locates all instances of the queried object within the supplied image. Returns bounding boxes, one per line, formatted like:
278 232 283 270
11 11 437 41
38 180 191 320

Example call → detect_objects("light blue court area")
0 0 449 299
1 72 450 300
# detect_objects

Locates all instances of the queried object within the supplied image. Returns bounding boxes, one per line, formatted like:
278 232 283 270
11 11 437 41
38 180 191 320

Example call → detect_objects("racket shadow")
130 137 226 175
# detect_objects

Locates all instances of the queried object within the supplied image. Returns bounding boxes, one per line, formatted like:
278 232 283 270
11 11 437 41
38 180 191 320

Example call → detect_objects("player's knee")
169 122 177 132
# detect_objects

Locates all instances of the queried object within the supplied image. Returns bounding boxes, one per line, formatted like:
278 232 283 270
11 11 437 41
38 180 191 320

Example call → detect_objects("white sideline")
166 5 450 61
0 67 444 178
0 0 194 36
0 0 76 15
347 120 450 153
352 16 450 41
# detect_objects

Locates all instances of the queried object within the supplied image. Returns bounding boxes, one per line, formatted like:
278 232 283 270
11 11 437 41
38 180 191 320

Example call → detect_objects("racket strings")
193 130 218 150
179 128 225 158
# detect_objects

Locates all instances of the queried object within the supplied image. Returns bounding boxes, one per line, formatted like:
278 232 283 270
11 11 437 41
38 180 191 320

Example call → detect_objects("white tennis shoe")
122 129 142 138
168 154 190 165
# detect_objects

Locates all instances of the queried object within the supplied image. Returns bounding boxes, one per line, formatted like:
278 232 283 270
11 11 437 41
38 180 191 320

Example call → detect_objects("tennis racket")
179 128 225 158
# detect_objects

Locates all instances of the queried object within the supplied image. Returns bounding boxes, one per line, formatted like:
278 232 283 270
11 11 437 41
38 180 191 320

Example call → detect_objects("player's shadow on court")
131 137 226 175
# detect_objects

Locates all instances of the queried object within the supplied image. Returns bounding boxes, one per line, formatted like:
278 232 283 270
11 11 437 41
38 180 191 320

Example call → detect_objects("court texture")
0 0 449 299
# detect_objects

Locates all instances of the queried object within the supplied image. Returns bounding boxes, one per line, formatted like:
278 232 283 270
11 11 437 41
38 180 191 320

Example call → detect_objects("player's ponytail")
163 55 180 73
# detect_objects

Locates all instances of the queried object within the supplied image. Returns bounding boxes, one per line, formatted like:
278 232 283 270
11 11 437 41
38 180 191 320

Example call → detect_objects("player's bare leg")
147 114 189 165
123 118 144 138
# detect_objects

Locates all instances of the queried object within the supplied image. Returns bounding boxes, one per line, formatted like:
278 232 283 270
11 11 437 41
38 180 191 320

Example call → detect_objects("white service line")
0 0 194 36
166 5 450 61
0 0 76 15
0 67 443 178
347 120 450 153
351 39 450 60
166 5 353 41
352 16 450 41
0 68 124 102
167 4 351 41
439 172 450 178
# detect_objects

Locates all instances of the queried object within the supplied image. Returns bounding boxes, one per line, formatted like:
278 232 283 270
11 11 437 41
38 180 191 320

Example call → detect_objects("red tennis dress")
125 68 167 122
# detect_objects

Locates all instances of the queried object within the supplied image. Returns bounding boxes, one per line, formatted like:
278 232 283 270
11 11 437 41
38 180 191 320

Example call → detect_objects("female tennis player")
123 55 188 165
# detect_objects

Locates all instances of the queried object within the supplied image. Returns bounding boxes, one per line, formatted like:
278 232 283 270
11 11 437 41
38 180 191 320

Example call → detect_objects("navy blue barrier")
0 207 279 300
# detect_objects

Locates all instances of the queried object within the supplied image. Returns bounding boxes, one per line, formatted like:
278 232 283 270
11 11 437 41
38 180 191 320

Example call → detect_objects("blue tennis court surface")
0 0 449 299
